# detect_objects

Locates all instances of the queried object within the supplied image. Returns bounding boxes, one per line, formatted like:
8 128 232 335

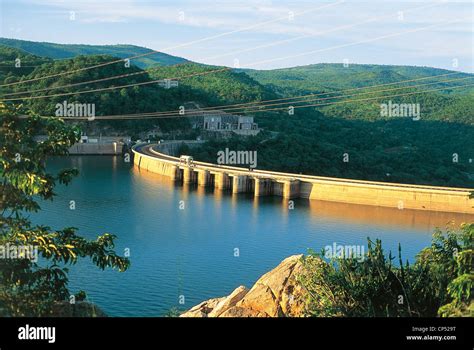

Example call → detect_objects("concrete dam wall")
69 142 124 155
132 143 474 214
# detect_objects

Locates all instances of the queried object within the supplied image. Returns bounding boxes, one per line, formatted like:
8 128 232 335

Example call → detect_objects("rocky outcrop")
178 297 225 317
208 286 249 317
180 255 307 317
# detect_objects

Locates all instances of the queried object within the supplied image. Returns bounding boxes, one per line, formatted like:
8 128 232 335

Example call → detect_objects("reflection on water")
137 165 471 232
31 157 473 316
307 200 471 231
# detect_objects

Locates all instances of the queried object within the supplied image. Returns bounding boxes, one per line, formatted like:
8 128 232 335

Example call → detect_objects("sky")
0 0 473 72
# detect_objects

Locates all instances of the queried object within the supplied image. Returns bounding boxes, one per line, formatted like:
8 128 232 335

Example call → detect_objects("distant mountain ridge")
245 63 473 96
2 37 472 88
0 41 472 187
0 38 189 68
244 63 473 124
1 38 472 125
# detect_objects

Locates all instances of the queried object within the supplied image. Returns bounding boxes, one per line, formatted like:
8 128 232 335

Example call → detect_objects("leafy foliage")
0 45 52 84
0 38 188 68
298 223 473 317
148 63 276 105
1 45 472 187
0 48 273 136
0 103 130 316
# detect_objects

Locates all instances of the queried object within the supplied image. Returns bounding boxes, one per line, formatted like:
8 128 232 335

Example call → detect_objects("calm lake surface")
31 156 474 316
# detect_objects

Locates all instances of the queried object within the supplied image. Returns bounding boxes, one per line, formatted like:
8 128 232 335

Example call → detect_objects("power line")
13 74 473 121
90 72 468 118
2 66 163 97
2 0 446 98
246 17 468 68
2 16 466 103
0 2 342 88
1 65 228 99
0 66 232 101
94 77 474 119
185 76 473 114
202 1 447 64
39 81 474 120
220 82 474 119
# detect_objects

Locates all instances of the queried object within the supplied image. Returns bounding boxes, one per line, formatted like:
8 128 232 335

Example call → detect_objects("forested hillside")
148 63 276 105
0 38 188 68
0 42 472 187
246 64 473 95
246 64 474 124
0 45 51 82
0 46 273 135
183 107 474 187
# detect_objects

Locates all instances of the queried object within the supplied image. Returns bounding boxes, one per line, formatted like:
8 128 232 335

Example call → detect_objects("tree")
0 103 130 316
298 223 473 317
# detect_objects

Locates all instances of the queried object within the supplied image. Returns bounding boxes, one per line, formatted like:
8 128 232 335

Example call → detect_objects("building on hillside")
190 109 260 136
34 133 131 155
158 79 179 89
203 115 222 130
237 116 256 132
140 127 161 140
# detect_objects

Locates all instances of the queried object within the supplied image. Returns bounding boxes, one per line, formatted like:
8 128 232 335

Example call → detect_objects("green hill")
0 38 188 68
245 63 474 124
246 63 473 95
0 47 273 135
0 45 52 83
0 41 472 187
147 63 275 105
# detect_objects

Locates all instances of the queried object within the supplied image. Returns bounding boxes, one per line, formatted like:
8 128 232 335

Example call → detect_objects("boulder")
237 284 281 316
208 286 248 317
180 297 225 317
219 306 268 317
180 254 307 317
237 254 305 317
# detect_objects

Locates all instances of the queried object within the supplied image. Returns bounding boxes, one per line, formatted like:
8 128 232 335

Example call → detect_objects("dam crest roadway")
132 142 474 214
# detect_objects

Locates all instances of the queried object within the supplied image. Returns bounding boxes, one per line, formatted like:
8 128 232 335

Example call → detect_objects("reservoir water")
32 156 474 316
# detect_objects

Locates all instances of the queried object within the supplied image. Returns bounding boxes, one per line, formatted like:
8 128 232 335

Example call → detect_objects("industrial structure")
132 142 474 214
189 109 260 136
